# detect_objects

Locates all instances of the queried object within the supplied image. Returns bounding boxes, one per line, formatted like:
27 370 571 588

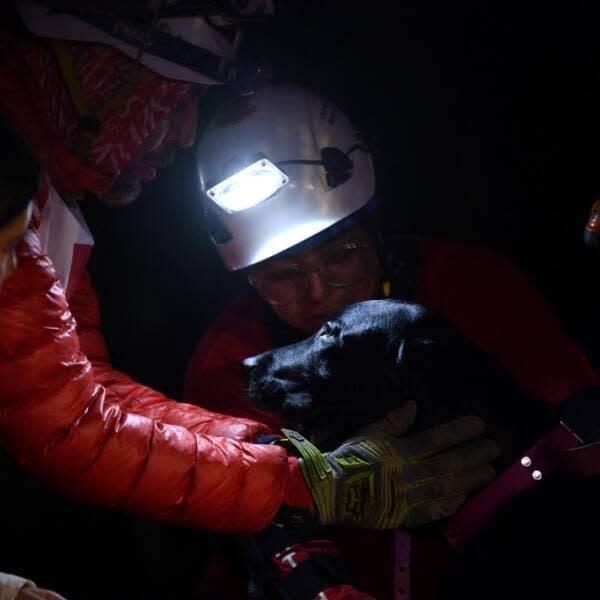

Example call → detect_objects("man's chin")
100 181 143 207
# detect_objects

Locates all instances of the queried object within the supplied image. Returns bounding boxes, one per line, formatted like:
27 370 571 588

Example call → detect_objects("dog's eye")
320 322 335 338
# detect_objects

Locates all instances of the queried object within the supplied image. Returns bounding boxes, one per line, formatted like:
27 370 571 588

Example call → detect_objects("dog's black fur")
243 300 600 598
244 299 554 468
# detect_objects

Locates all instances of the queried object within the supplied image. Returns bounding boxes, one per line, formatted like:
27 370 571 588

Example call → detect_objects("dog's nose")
241 357 257 385
242 356 258 370
241 357 257 390
242 353 270 379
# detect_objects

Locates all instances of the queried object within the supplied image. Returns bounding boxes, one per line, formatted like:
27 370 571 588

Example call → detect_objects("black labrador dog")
243 299 554 467
241 300 600 599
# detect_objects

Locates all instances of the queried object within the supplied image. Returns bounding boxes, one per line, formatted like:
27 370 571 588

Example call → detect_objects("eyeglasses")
248 242 374 306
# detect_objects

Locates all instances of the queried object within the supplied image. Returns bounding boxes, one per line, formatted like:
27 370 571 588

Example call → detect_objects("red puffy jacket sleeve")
416 238 600 404
70 270 272 439
0 230 290 531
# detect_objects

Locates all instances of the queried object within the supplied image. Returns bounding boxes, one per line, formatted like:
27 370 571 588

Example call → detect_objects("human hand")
16 586 67 600
284 401 500 529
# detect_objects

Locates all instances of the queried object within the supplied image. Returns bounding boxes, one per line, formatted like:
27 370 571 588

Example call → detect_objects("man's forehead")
186 84 208 100
169 86 205 113
269 225 370 265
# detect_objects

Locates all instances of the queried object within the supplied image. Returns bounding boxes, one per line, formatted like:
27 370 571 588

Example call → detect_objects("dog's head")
244 299 553 457
243 300 467 448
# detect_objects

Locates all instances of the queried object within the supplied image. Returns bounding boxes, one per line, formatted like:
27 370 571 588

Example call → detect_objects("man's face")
0 201 32 290
249 225 381 334
101 90 200 206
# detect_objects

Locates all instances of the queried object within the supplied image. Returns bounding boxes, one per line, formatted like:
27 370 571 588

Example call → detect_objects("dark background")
4 2 600 599
84 1 600 399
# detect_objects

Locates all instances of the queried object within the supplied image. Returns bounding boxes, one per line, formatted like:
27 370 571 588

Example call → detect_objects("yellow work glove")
283 401 499 529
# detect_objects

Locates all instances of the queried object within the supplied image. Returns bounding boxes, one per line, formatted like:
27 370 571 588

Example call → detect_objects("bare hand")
17 586 67 600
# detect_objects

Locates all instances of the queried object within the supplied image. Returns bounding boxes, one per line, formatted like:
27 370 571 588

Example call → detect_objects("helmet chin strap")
51 39 155 162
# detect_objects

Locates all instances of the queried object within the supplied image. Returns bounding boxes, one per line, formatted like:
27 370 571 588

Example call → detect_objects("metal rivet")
521 456 532 467
532 470 542 480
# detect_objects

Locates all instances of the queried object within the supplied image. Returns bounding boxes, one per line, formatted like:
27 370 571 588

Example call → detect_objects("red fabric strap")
284 456 314 510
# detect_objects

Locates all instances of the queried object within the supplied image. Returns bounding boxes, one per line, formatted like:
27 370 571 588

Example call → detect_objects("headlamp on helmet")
206 156 288 213
204 144 359 214
196 85 376 271
15 0 273 84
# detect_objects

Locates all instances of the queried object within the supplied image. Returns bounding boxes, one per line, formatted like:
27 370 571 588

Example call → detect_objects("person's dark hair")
0 119 40 227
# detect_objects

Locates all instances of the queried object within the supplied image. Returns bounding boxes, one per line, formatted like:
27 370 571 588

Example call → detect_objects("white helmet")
14 0 273 85
196 84 375 270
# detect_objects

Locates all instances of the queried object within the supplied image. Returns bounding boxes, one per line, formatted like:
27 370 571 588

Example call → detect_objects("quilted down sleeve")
0 230 289 532
68 270 271 441
416 238 600 404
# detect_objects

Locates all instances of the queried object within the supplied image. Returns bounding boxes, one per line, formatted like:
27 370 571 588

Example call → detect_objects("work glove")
283 401 499 529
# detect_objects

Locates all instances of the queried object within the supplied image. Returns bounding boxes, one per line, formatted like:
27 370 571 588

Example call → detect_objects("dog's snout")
242 351 272 378
243 353 297 385
242 356 258 370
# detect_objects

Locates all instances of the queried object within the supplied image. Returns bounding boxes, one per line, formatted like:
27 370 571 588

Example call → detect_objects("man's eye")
323 247 356 266
265 269 299 283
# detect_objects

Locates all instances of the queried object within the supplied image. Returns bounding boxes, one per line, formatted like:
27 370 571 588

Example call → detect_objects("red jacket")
0 227 306 531
0 33 311 533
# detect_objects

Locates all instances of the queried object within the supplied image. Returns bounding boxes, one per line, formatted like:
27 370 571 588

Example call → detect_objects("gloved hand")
283 401 499 529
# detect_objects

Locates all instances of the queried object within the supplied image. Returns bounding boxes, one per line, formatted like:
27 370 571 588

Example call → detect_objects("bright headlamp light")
206 158 289 213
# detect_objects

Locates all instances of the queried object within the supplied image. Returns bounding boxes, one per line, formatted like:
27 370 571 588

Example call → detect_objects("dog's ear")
285 391 314 412
395 336 436 367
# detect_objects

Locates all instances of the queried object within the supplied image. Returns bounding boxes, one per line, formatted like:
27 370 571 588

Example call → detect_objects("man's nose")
304 270 327 301
167 96 199 149
0 251 17 291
